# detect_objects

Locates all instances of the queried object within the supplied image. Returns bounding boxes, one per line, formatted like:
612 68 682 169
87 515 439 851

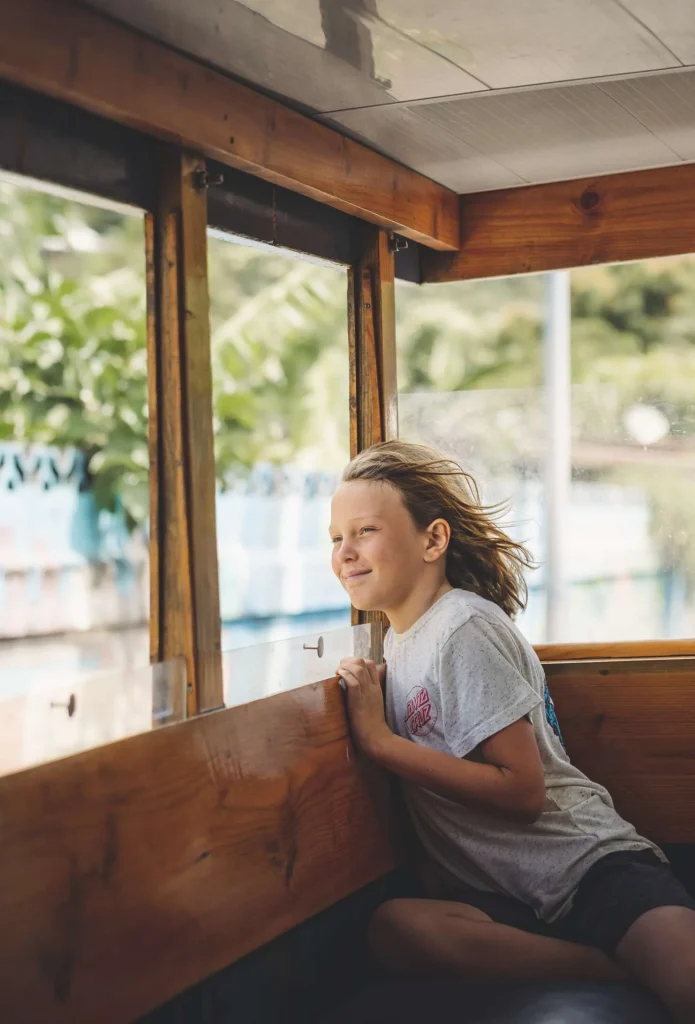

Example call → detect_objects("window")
207 233 352 661
0 172 179 772
397 257 695 644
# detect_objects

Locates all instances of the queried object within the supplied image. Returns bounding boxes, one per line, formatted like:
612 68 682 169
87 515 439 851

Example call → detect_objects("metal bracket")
388 233 409 253
193 168 225 191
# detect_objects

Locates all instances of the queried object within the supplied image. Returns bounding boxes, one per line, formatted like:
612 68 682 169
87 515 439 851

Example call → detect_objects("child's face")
329 479 433 613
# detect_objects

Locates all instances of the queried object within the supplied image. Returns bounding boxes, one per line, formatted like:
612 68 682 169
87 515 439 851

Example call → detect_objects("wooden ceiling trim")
0 0 459 251
423 164 695 282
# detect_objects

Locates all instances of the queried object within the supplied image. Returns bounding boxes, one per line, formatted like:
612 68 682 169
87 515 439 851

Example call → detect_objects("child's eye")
331 536 342 544
360 527 375 535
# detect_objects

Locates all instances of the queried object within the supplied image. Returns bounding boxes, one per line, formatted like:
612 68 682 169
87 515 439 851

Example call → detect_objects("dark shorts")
443 850 695 956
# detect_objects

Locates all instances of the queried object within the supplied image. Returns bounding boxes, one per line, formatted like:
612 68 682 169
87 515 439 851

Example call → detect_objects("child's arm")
337 657 545 824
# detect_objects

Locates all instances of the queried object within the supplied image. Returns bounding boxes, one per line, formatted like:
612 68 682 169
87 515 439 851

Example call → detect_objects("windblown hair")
342 440 534 619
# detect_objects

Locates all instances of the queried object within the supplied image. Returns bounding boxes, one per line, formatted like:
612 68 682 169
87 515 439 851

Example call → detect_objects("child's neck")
386 579 454 635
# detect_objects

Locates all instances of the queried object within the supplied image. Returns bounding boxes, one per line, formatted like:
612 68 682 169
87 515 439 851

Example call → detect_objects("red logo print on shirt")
405 685 438 738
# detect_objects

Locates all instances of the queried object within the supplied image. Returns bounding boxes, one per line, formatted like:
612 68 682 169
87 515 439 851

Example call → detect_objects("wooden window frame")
5 77 694 681
0 79 410 709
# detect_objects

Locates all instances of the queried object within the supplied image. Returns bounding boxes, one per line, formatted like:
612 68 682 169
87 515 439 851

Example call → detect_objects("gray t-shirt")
384 588 663 922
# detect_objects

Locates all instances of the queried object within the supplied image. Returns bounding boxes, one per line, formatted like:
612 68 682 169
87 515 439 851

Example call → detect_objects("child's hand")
336 657 392 758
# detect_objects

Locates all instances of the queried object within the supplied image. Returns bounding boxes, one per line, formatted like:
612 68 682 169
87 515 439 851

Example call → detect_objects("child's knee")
367 899 433 967
369 900 414 947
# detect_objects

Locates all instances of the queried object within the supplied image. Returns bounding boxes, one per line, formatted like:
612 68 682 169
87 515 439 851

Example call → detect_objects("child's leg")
616 906 695 1023
368 898 626 984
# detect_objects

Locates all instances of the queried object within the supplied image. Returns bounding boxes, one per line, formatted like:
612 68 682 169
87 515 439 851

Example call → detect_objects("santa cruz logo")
405 686 438 738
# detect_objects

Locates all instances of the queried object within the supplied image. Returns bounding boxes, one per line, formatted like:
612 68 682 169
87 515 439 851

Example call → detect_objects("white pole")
544 271 571 642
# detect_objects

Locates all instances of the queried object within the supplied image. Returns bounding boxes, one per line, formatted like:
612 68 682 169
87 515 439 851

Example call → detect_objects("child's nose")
338 539 357 561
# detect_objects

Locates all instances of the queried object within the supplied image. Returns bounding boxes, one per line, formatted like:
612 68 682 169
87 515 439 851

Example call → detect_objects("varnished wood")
0 679 398 1024
149 150 222 715
0 0 459 252
349 228 398 457
422 165 695 283
538 639 695 662
145 213 160 667
177 152 223 714
546 658 695 843
153 202 195 718
348 228 398 638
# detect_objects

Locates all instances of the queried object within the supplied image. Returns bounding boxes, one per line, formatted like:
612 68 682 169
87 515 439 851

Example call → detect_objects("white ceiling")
83 0 695 193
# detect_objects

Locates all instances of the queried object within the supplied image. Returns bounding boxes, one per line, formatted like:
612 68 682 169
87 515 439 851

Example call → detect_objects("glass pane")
398 386 546 641
568 258 695 643
396 274 546 641
223 621 379 708
397 258 695 644
0 172 152 753
0 656 186 776
207 233 351 675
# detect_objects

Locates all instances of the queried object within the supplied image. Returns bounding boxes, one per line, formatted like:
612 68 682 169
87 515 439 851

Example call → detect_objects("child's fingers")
365 660 381 689
337 658 377 682
339 656 379 670
336 666 361 690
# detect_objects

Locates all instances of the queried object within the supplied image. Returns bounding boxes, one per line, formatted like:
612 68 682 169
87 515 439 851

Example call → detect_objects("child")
331 439 695 1023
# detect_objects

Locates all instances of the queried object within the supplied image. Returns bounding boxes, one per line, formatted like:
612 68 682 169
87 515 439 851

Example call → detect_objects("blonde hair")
342 440 534 618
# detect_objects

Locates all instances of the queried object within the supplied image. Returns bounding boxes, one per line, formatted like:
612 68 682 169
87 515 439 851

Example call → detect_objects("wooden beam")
348 227 398 639
546 658 695 843
422 164 695 283
0 679 398 1024
0 0 459 252
147 149 222 715
538 639 695 662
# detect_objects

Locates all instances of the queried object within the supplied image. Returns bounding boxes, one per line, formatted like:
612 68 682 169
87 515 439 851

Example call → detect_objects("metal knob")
303 636 324 658
50 693 77 718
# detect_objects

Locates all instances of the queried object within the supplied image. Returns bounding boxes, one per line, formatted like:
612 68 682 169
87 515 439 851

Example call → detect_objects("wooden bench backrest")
545 657 695 842
0 679 397 1024
0 657 693 1023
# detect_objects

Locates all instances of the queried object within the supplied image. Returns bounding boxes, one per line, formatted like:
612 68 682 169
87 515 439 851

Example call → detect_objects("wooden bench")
0 658 693 1022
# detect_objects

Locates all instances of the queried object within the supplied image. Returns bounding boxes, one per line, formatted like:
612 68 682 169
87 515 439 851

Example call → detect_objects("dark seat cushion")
321 980 670 1023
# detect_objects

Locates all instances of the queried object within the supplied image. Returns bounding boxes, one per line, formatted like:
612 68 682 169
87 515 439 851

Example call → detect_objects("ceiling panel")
417 81 681 181
240 0 487 102
374 0 681 90
602 71 695 161
83 0 485 112
83 0 689 114
620 0 695 65
324 105 524 192
323 70 695 192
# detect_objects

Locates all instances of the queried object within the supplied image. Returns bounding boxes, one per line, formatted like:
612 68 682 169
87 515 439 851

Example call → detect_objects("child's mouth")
343 570 371 585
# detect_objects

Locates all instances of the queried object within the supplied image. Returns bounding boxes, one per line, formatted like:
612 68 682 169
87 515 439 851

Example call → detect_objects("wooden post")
348 226 398 644
146 148 223 716
349 226 398 455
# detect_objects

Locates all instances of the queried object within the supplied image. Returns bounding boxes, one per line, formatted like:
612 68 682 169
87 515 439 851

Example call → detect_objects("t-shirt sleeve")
438 615 542 759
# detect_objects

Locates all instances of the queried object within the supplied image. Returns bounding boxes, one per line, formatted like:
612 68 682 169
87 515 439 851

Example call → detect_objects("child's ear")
424 518 450 562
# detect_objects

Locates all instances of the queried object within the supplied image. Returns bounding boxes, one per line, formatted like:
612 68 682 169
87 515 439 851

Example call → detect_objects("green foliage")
0 179 149 526
396 276 544 393
207 238 349 478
